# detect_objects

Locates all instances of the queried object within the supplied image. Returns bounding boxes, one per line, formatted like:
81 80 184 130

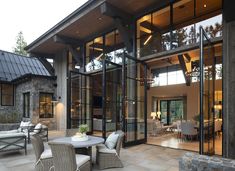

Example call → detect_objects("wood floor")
147 132 222 155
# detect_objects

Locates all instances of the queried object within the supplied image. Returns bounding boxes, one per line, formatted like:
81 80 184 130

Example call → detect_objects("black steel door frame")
122 52 148 147
68 70 94 134
199 26 215 155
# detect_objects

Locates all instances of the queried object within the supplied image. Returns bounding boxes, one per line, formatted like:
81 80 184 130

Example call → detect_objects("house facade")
25 0 235 158
0 50 56 129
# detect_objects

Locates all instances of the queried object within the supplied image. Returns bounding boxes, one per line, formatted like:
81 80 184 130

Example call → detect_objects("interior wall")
147 79 222 121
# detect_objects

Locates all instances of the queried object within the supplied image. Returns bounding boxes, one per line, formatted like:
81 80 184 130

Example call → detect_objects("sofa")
0 130 27 154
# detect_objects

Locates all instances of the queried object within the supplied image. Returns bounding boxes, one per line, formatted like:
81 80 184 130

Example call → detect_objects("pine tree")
13 31 28 56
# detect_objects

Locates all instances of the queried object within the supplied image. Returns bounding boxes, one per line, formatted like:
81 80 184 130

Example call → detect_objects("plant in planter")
78 124 89 135
72 124 89 141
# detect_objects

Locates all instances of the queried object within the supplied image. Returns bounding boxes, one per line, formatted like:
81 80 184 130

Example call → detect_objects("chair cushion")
41 149 52 159
0 130 19 134
98 147 117 154
34 123 42 133
105 132 119 149
75 154 90 168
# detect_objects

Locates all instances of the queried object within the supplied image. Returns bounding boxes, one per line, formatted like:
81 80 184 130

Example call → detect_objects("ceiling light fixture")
144 35 152 45
204 4 207 8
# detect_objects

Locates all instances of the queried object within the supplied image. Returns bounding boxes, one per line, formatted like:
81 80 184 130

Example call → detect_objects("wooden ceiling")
29 0 160 55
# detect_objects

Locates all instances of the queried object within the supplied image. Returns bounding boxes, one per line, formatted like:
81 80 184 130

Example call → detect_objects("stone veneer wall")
0 77 56 130
179 153 235 171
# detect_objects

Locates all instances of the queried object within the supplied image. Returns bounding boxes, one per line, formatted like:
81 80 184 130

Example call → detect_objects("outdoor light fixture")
52 95 61 103
150 112 157 120
144 35 152 45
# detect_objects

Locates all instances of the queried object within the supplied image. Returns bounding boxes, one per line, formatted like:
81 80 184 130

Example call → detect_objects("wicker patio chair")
31 134 53 171
96 130 124 170
48 142 91 171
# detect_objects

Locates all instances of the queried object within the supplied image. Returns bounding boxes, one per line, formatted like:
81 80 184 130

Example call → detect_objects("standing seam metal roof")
0 50 51 82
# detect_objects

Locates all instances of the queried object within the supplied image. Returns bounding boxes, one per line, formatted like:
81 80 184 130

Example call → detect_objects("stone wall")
0 77 56 130
179 153 235 171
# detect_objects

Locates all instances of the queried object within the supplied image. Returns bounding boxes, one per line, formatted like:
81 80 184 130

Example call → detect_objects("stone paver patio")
0 132 187 171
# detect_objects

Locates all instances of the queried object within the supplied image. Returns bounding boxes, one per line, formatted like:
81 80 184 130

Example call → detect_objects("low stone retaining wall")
0 123 20 131
179 152 235 171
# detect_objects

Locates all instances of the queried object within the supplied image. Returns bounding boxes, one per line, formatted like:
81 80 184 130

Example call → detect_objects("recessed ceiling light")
98 17 102 21
204 4 207 8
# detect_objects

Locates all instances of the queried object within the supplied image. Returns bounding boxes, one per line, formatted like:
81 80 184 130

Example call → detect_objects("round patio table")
51 135 104 148
51 135 104 166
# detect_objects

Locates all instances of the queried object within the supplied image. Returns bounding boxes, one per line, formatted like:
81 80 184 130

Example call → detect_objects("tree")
13 31 28 56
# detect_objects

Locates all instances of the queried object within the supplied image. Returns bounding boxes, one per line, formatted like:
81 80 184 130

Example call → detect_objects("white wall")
54 50 68 131
147 80 222 120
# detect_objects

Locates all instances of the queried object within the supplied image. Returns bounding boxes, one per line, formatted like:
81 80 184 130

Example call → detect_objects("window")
23 93 30 118
1 84 14 106
136 0 222 57
160 99 184 125
152 66 186 87
39 93 53 118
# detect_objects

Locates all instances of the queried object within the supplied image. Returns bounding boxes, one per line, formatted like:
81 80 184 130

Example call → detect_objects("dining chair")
96 130 124 170
48 142 91 171
31 134 53 171
181 122 198 141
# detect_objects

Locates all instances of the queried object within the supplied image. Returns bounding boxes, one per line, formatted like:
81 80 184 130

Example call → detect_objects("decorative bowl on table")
72 132 89 141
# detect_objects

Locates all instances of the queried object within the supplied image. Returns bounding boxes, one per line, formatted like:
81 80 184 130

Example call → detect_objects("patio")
0 131 187 171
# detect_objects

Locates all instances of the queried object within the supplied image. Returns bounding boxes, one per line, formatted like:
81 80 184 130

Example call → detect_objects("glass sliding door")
104 61 122 137
123 53 147 146
69 71 93 133
102 59 123 138
199 26 215 155
160 99 184 125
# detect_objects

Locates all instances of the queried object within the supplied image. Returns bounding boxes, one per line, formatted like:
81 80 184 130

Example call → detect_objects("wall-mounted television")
93 96 102 108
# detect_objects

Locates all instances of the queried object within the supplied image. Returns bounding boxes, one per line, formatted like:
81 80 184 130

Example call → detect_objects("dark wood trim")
53 35 83 46
178 54 191 86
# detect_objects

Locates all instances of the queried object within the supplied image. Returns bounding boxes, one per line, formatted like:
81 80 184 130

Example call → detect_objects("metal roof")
0 50 51 82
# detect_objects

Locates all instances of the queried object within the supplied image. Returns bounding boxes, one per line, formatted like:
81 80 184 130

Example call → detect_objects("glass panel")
70 72 92 132
123 55 147 144
39 93 53 118
85 37 103 72
160 101 167 124
1 84 14 106
137 7 170 58
200 29 215 155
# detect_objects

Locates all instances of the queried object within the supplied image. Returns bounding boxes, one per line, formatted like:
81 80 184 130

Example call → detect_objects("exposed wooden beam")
100 2 133 22
114 18 133 52
53 35 83 46
68 45 82 66
140 21 160 33
30 52 55 59
100 2 133 52
178 54 190 86
36 56 55 76
183 53 191 63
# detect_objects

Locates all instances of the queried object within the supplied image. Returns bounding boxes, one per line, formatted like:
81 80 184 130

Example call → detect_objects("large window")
85 30 125 72
23 93 30 118
137 0 222 58
160 99 184 125
39 93 53 118
152 66 185 86
1 84 14 106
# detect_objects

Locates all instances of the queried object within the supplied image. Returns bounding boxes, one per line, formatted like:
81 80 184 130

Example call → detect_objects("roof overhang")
25 0 165 55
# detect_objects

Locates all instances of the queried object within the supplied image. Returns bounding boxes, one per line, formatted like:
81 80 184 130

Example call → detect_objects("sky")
0 0 88 52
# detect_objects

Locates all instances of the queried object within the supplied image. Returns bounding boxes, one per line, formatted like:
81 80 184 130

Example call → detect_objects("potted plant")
78 124 89 136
